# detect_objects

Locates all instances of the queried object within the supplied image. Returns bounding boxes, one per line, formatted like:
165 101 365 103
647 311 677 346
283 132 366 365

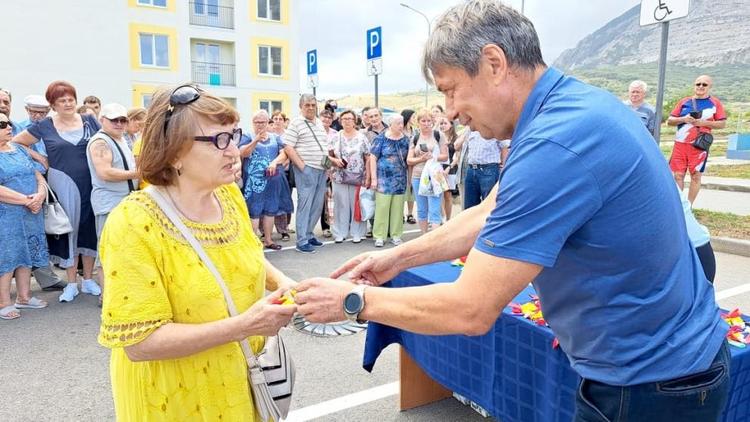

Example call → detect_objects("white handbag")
43 184 73 235
144 186 295 422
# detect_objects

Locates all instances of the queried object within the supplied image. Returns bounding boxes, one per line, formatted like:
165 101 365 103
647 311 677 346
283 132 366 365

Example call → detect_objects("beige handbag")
144 186 295 422
43 184 73 235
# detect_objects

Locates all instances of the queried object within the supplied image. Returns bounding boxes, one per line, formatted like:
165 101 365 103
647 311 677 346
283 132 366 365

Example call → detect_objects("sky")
298 0 641 97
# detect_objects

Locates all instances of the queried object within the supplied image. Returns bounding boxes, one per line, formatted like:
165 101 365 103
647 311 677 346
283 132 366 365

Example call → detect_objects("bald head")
693 75 713 99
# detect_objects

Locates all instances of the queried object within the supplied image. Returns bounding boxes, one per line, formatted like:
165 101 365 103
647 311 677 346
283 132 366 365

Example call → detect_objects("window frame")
256 0 281 22
259 100 283 114
257 45 282 77
137 0 167 8
139 33 170 68
193 0 219 16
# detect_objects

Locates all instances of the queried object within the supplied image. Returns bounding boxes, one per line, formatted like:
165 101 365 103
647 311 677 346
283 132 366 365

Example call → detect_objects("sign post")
366 27 383 108
639 0 690 143
306 49 318 98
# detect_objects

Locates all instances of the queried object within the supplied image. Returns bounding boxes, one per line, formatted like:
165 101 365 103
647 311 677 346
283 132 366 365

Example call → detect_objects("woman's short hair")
45 81 77 106
414 108 432 123
431 104 444 113
320 109 334 119
127 107 147 122
338 109 357 123
271 110 287 121
138 85 239 186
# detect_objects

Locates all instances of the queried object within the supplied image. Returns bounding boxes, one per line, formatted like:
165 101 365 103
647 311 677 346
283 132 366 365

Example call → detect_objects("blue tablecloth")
363 262 750 422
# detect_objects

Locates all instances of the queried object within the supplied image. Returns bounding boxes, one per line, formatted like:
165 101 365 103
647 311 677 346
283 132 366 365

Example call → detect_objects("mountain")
553 0 750 103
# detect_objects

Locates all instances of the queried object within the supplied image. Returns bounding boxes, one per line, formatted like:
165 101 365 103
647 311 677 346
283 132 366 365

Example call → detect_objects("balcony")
191 61 236 86
189 1 234 29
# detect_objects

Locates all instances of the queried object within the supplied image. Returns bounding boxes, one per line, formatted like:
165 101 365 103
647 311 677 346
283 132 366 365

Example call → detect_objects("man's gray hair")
422 0 544 83
629 80 648 93
253 109 270 120
299 93 317 107
388 114 404 126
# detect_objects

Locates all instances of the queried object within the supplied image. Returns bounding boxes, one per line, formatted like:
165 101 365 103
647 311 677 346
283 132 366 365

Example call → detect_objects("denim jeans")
292 165 328 247
575 342 731 421
463 164 500 209
411 178 442 225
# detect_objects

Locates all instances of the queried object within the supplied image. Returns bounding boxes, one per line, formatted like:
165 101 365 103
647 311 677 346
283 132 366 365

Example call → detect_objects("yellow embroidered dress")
98 184 265 421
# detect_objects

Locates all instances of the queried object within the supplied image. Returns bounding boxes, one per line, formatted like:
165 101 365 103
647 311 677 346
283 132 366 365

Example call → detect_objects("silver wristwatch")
343 285 367 324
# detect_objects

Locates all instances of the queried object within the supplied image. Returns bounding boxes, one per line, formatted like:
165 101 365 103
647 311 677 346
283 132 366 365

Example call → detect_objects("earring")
175 164 182 176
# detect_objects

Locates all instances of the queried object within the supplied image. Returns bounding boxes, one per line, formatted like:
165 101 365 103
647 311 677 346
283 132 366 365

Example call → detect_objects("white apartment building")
1 0 300 122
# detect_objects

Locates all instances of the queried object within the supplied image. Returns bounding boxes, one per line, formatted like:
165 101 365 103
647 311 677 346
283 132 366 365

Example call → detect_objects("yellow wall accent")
250 0 290 25
250 37 289 80
251 92 291 114
131 84 158 107
128 23 178 71
128 0 176 12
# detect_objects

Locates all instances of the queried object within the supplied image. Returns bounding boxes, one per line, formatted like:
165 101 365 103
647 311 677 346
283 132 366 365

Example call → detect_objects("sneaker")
81 279 102 296
391 237 403 246
352 238 362 243
374 239 385 247
322 229 333 238
296 243 317 253
334 238 344 243
59 283 79 302
366 231 374 239
308 237 323 247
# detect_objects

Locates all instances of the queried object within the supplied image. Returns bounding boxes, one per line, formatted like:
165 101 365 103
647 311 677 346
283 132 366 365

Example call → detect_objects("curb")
701 183 750 194
711 237 750 258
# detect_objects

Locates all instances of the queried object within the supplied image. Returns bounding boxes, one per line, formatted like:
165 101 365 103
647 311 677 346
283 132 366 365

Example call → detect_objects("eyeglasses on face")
252 120 269 125
27 108 50 115
194 127 242 150
164 84 202 135
0 121 13 129
107 117 129 125
695 83 709 87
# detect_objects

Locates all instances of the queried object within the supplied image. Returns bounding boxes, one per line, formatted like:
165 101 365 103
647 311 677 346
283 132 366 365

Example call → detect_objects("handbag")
337 132 365 186
43 183 73 235
689 98 714 152
144 186 295 422
303 120 332 169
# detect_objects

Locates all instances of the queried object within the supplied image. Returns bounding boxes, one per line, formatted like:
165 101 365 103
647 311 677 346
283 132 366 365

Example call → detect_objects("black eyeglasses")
194 128 242 150
0 121 13 129
107 117 129 125
163 84 202 135
695 83 709 87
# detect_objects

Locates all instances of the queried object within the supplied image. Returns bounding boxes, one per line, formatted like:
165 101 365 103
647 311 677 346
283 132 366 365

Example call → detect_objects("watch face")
344 292 362 314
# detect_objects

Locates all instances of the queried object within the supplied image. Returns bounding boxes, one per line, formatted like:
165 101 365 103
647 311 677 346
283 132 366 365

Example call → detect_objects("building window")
258 45 282 76
138 0 167 7
142 94 153 108
193 0 218 16
257 0 281 21
139 33 169 67
260 100 283 114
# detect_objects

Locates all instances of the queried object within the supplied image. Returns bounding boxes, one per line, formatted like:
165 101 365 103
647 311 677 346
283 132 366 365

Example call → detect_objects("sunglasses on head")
0 121 13 129
107 117 129 125
194 127 242 150
164 84 202 135
695 83 709 87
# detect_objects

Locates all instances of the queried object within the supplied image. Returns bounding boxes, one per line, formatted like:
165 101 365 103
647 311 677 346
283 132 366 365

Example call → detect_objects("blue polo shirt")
475 67 727 386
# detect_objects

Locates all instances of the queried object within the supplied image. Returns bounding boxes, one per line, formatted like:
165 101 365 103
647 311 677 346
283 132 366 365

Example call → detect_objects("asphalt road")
2 229 750 421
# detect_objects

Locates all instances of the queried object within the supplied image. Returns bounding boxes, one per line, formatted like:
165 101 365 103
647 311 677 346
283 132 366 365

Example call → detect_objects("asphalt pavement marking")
285 381 398 421
266 229 423 253
716 283 750 300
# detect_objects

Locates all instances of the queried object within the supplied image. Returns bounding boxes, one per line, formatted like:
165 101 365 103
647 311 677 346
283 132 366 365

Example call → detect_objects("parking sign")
366 27 382 60
307 49 317 75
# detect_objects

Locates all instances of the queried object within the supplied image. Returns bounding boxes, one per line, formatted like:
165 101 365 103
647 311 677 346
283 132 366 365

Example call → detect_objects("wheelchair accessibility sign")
640 0 690 26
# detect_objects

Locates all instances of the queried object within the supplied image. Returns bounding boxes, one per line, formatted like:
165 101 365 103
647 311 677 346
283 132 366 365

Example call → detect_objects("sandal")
0 305 20 320
15 297 48 309
264 243 282 251
406 215 416 224
281 233 291 242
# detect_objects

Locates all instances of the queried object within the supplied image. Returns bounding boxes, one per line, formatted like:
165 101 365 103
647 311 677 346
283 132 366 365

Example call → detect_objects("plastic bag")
358 188 375 221
418 160 447 197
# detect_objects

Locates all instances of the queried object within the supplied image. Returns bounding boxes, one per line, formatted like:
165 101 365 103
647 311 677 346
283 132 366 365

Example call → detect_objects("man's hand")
683 115 696 125
295 277 355 323
330 249 403 286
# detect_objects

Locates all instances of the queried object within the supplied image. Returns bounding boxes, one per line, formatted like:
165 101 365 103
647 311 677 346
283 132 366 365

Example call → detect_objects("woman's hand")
266 161 278 177
421 151 433 162
26 192 45 214
235 289 297 338
330 157 345 168
369 178 378 190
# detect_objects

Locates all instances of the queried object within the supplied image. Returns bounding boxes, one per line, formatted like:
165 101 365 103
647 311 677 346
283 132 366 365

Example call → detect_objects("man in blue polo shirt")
295 1 730 420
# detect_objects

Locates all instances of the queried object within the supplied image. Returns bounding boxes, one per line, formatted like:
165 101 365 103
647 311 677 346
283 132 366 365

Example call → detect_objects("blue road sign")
366 27 382 60
307 49 317 75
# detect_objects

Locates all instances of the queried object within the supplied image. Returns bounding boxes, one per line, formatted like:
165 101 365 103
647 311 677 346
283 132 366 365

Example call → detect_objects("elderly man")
668 75 727 204
282 94 329 253
625 80 656 138
295 1 730 420
363 107 388 145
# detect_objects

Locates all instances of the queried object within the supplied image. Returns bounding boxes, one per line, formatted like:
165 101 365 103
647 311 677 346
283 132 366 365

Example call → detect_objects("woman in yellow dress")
98 85 297 421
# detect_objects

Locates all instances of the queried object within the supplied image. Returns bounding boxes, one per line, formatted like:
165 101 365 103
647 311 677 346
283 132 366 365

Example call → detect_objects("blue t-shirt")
475 68 727 386
370 133 409 194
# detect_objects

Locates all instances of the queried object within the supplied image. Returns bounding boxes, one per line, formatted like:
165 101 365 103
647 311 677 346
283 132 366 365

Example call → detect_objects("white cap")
100 103 128 120
24 95 49 108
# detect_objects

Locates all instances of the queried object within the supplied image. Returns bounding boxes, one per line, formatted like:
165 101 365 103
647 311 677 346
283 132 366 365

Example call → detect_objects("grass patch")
694 209 750 240
705 164 750 179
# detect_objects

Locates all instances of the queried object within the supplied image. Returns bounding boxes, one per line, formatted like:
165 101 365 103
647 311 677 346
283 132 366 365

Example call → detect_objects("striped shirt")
465 131 504 165
283 116 328 170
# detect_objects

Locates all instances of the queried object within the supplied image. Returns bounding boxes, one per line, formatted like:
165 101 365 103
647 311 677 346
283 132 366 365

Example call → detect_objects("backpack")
412 130 441 146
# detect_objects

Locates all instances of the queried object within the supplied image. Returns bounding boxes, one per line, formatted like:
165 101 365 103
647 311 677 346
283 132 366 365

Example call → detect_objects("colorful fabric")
370 133 409 194
671 96 726 143
669 141 708 174
98 184 265 421
242 134 293 218
330 131 369 185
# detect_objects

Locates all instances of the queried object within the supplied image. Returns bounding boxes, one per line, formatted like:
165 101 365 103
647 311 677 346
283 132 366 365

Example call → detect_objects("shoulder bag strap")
98 132 136 192
691 97 699 116
303 120 325 153
143 186 261 370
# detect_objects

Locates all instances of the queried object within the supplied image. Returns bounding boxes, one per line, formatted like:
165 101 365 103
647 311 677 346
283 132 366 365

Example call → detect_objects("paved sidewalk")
698 176 750 193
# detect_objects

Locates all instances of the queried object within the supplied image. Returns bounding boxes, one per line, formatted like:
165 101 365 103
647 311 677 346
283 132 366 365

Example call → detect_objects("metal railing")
191 61 236 86
189 2 234 29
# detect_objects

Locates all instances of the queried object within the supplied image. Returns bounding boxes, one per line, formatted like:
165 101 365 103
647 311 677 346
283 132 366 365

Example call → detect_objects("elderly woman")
123 107 147 150
401 109 417 225
270 110 293 237
329 110 370 243
97 85 297 421
13 80 102 302
240 110 293 250
407 108 449 234
0 113 49 319
369 114 410 247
